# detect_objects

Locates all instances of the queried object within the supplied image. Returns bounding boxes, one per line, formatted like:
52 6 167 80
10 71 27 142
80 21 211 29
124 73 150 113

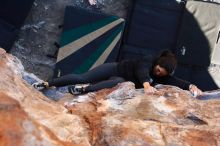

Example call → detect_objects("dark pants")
48 63 125 92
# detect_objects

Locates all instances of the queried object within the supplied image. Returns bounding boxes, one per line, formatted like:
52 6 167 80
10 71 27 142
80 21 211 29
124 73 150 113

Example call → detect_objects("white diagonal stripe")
90 31 122 70
57 18 124 62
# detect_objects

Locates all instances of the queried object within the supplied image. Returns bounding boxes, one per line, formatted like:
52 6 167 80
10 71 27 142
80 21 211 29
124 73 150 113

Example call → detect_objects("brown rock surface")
0 48 89 145
0 48 220 146
0 92 74 146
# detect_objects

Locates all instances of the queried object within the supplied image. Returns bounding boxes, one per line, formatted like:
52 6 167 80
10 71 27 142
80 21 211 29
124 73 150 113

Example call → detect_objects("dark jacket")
117 56 190 90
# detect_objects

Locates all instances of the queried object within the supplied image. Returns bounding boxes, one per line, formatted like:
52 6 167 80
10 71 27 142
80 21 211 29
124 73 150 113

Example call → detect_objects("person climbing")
32 50 202 96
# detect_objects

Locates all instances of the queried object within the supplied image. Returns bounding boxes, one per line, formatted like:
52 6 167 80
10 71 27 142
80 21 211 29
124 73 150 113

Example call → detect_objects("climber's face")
153 65 168 77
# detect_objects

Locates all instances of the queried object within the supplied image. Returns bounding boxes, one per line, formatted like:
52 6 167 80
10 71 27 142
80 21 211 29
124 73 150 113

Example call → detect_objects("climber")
32 50 202 96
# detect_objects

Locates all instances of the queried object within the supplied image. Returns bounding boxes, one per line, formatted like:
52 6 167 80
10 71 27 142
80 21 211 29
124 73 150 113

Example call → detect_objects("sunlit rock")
0 48 220 146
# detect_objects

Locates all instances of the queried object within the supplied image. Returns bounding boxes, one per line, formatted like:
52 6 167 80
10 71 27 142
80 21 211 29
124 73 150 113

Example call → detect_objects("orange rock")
0 92 76 146
0 48 220 146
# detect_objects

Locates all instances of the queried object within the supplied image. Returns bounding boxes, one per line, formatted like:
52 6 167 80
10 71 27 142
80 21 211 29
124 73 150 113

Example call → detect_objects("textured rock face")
1 48 220 146
0 48 88 146
0 92 74 146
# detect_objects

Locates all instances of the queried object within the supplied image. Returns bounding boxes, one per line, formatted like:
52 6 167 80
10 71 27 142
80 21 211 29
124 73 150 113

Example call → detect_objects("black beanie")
153 50 177 75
